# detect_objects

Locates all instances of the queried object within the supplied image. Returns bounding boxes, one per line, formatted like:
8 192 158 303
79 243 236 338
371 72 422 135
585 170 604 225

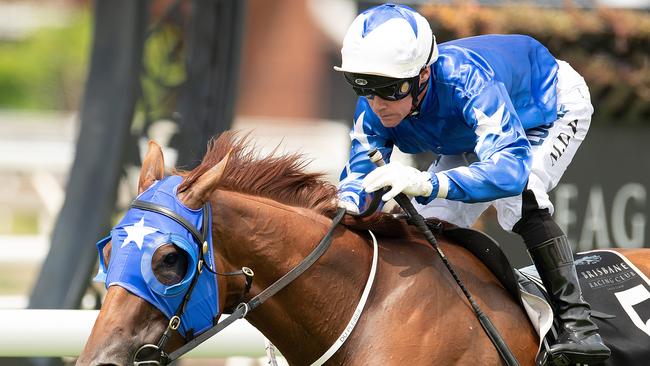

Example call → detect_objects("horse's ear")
178 151 230 209
138 140 165 194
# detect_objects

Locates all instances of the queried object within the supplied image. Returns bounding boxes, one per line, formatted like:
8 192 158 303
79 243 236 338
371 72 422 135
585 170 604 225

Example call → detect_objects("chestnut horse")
78 132 650 365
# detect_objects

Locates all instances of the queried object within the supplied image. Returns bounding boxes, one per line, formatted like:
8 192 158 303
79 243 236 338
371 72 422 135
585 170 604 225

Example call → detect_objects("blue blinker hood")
94 175 219 338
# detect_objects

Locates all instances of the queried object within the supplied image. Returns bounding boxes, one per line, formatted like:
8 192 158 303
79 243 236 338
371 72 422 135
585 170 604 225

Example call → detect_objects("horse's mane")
178 131 339 216
177 130 450 237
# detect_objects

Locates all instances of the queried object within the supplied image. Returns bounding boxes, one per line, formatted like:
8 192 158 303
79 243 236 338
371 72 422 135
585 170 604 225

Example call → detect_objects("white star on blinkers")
121 217 157 250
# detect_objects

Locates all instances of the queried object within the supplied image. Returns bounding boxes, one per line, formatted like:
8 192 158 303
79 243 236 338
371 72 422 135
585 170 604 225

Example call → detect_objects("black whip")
367 149 520 366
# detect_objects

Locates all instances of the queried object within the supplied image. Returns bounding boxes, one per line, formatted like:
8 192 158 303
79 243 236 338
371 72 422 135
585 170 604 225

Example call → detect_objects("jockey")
335 3 610 365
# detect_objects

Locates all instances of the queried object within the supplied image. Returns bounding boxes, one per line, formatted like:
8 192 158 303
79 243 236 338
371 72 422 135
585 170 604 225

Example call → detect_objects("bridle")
130 197 348 365
130 199 253 365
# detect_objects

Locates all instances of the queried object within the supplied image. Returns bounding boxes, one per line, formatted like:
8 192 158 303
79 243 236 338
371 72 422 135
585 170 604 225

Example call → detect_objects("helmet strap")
410 32 436 114
409 72 429 114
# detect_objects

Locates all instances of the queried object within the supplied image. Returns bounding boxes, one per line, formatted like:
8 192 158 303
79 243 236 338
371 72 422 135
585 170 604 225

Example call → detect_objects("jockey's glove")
362 161 437 202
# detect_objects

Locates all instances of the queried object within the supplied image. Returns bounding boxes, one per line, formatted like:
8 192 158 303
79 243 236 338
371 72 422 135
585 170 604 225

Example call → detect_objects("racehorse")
78 131 650 366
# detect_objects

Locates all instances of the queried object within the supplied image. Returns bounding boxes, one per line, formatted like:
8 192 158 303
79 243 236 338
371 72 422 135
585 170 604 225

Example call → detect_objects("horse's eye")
152 244 189 286
163 252 179 266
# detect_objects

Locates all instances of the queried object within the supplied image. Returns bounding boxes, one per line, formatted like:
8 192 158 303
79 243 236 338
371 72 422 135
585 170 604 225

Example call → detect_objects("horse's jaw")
212 191 372 365
77 286 175 366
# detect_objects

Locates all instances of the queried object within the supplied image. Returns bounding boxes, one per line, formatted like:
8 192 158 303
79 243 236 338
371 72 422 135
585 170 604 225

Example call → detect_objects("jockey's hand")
338 198 360 214
362 161 433 202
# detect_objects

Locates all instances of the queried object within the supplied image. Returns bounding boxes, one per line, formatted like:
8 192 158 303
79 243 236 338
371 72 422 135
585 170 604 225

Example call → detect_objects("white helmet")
334 3 438 79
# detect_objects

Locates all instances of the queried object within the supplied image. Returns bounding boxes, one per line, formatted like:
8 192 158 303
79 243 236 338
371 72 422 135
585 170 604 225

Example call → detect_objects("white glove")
362 161 433 202
338 199 360 214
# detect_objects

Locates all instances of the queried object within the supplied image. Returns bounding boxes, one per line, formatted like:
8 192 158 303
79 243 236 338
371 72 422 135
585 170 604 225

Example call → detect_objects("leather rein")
131 198 348 365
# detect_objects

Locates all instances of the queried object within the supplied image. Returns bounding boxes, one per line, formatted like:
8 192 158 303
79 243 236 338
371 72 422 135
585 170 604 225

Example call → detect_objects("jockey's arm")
338 99 394 211
424 81 533 204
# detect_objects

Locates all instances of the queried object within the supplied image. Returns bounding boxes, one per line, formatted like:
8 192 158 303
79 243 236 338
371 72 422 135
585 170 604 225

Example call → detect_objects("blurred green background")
0 9 89 111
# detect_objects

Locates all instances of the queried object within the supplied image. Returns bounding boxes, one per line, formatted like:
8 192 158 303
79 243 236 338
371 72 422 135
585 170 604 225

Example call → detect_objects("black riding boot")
528 236 611 366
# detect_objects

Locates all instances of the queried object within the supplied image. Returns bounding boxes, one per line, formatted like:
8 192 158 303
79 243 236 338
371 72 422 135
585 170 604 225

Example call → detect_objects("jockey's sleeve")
339 98 393 209
418 81 533 204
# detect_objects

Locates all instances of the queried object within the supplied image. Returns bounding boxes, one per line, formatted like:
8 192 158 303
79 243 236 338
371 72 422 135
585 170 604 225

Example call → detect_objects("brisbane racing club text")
580 261 637 290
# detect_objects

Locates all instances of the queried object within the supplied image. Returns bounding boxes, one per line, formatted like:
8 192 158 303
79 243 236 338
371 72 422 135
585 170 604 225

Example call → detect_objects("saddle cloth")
442 226 650 366
520 249 650 366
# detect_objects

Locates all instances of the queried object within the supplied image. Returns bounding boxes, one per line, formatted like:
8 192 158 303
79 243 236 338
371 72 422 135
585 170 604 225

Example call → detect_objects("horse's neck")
212 191 372 363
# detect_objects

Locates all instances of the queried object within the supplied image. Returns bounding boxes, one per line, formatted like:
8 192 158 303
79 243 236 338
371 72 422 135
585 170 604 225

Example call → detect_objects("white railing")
0 235 48 263
0 309 266 358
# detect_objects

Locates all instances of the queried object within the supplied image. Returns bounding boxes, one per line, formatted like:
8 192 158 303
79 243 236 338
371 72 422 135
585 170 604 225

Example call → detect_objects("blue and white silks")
94 175 219 338
339 34 559 209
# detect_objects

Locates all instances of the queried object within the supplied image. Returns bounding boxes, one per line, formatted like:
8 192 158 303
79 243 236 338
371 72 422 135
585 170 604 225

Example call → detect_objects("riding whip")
367 149 520 366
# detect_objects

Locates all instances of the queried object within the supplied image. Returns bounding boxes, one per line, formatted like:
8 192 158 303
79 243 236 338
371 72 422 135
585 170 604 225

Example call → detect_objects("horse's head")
79 132 344 365
78 141 231 365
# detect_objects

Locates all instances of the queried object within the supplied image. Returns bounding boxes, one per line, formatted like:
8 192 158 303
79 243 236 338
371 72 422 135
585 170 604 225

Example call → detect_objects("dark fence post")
174 0 246 169
28 0 147 310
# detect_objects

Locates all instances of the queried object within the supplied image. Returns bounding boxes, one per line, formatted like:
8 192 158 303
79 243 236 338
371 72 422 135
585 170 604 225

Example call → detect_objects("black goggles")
344 72 417 101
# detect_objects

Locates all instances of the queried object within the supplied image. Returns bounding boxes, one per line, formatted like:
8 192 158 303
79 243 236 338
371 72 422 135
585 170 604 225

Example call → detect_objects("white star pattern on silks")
473 103 505 150
121 217 157 250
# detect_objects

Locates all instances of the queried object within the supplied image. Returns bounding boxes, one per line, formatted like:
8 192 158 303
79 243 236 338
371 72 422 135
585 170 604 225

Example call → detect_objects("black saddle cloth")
441 223 650 366
520 250 650 366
